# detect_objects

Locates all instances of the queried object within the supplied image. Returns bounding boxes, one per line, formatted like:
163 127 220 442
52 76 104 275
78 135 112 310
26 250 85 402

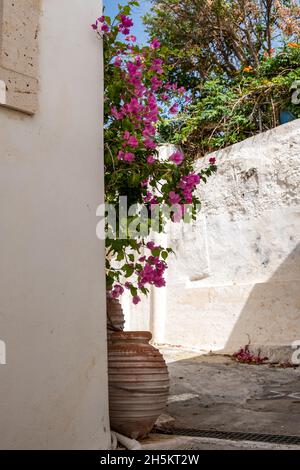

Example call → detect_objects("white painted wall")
0 0 110 449
126 120 300 362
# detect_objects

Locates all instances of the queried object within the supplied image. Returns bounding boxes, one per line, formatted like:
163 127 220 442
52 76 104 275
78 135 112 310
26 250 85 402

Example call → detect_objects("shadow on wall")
224 243 300 355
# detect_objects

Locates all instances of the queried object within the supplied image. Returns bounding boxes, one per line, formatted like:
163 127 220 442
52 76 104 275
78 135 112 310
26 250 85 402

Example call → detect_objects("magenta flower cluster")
118 15 134 35
110 242 167 305
91 15 109 33
106 25 189 169
233 345 268 364
98 4 217 304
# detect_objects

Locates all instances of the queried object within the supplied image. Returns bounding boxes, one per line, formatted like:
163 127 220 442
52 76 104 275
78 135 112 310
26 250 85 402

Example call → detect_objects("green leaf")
129 285 138 297
152 247 161 257
116 252 125 262
124 265 135 278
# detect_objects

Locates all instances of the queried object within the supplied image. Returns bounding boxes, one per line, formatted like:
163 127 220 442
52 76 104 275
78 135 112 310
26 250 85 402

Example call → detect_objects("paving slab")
141 433 300 450
159 349 300 438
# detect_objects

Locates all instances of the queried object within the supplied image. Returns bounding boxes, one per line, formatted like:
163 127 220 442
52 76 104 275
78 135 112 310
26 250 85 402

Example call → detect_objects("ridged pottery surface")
108 331 170 439
107 295 125 334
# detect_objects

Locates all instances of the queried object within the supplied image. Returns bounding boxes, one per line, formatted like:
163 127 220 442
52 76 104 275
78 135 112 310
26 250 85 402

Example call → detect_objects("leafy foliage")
143 1 300 158
157 46 300 158
144 0 300 93
93 1 216 303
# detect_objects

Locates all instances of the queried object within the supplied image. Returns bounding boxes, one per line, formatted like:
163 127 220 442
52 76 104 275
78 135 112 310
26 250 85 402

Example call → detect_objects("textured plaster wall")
126 120 300 361
0 0 40 113
0 0 110 449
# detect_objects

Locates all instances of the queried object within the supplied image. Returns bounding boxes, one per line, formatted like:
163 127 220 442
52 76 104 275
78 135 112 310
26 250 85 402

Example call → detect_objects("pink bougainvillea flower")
142 124 156 137
124 131 139 148
179 173 200 192
111 284 124 299
154 277 166 288
117 150 125 161
111 106 123 120
137 255 167 289
125 35 137 42
91 17 107 30
118 149 135 163
169 191 181 205
127 61 139 75
191 173 201 186
150 195 158 206
147 155 156 164
129 75 143 88
209 157 216 165
150 59 164 75
123 130 130 140
133 295 141 305
147 241 156 250
169 103 179 114
141 178 149 188
151 76 163 91
144 191 153 203
190 174 201 185
134 85 146 97
170 150 184 165
178 86 186 95
143 137 156 150
118 15 134 35
124 152 135 163
120 15 134 28
183 189 193 204
150 38 161 49
114 56 122 67
148 256 160 266
123 97 143 116
127 136 139 148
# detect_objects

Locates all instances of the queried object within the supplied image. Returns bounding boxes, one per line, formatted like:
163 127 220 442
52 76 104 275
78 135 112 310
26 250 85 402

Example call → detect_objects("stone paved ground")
142 434 300 450
160 349 300 437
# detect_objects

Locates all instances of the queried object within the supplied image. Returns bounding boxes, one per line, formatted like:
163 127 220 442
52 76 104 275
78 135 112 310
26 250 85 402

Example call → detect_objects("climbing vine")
92 2 216 304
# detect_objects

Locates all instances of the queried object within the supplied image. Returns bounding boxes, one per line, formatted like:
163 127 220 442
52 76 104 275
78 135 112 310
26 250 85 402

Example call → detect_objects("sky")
103 0 151 44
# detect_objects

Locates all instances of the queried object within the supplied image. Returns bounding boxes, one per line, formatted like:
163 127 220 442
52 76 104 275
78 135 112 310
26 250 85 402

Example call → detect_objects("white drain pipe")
110 431 142 450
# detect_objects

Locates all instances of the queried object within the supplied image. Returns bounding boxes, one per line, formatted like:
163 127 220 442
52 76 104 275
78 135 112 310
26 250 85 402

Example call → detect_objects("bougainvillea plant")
92 1 216 304
233 345 268 365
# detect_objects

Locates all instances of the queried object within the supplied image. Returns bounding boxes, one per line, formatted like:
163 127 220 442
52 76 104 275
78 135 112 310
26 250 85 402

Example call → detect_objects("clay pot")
108 331 170 439
107 294 125 334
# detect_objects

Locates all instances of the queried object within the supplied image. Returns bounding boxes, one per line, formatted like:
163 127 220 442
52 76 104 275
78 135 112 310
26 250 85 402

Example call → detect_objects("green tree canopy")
144 1 300 158
144 0 300 94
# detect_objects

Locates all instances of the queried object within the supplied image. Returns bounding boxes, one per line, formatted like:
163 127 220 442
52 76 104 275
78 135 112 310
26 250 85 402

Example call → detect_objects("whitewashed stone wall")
125 119 300 362
0 0 110 450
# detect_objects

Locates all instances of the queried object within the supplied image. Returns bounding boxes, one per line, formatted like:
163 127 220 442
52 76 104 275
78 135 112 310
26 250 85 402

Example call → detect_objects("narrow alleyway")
141 349 300 449
163 350 300 436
